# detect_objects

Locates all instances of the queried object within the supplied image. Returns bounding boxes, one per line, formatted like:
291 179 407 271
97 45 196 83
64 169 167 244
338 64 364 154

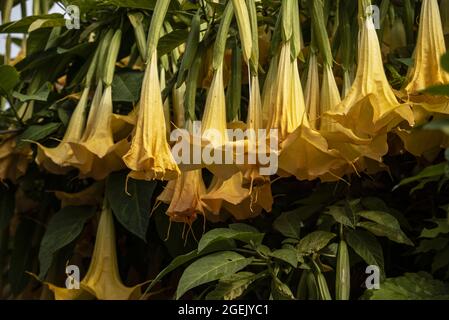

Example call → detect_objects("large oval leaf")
176 251 253 299
106 171 157 241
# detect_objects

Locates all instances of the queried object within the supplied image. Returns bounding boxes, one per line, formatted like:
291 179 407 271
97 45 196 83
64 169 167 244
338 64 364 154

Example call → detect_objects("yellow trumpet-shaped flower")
319 64 385 176
79 84 114 158
405 0 449 101
304 53 320 130
36 87 90 174
157 169 207 225
267 42 307 142
261 56 279 128
327 16 414 138
43 203 145 300
239 74 273 213
267 42 347 181
0 135 32 183
123 50 180 181
69 84 130 181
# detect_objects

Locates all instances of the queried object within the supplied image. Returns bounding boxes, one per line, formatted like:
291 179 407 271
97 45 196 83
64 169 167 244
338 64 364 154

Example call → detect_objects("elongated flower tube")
80 203 143 300
78 84 114 158
36 87 90 174
240 75 273 212
43 202 145 300
123 50 180 181
70 84 129 181
326 14 414 138
261 56 279 127
304 52 320 130
266 41 347 181
267 42 307 142
405 0 449 101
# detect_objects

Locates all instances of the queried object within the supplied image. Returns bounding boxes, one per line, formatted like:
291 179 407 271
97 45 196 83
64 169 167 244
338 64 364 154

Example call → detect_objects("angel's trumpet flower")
0 135 31 183
326 14 414 138
80 203 143 300
261 56 279 127
157 169 207 225
197 64 250 219
41 203 145 300
267 42 307 142
319 65 386 175
239 74 273 213
123 50 180 181
70 84 129 181
267 42 346 181
405 0 449 101
304 53 320 130
36 88 90 174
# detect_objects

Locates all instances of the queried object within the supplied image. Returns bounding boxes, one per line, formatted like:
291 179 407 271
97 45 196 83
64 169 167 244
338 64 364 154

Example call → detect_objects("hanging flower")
267 42 347 181
35 88 90 174
304 52 320 130
42 202 145 300
69 84 130 181
326 14 414 139
404 0 449 102
123 50 180 181
157 169 207 225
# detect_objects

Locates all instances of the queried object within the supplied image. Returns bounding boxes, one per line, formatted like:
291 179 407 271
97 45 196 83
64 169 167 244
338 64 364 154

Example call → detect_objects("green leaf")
362 272 449 300
346 229 385 278
38 206 95 278
358 221 414 246
0 14 64 33
146 239 237 295
324 206 354 228
422 84 449 97
414 238 449 254
359 210 410 237
146 250 199 295
106 171 157 241
28 17 66 32
396 57 413 67
0 186 15 232
0 65 20 97
158 29 190 57
394 163 447 190
176 251 253 299
271 275 295 300
441 52 449 73
197 228 264 253
13 82 52 102
297 231 336 255
229 223 259 233
269 248 298 268
111 72 144 102
273 211 303 239
18 123 61 147
206 272 261 300
420 219 449 238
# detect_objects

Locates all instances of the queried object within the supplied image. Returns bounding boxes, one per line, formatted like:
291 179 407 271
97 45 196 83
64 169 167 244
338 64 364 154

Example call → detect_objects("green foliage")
362 272 449 300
